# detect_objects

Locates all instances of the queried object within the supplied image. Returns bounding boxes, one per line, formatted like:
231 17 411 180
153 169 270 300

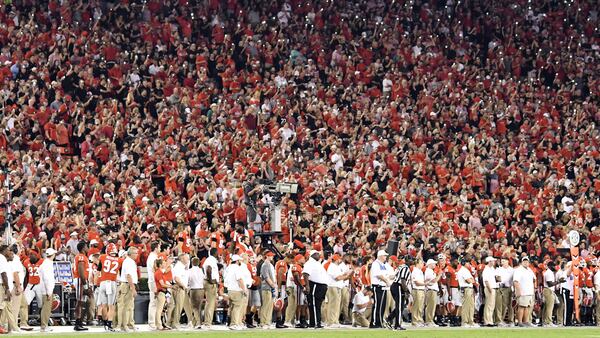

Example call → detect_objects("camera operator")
243 174 262 225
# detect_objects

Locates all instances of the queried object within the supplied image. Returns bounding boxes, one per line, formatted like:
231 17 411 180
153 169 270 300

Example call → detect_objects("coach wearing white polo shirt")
513 256 535 327
370 250 392 328
39 248 56 332
225 255 247 330
170 253 190 329
117 247 139 332
302 250 328 329
482 257 498 326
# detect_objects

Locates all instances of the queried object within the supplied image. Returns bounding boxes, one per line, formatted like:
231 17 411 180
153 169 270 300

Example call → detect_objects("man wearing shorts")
97 243 120 331
513 256 535 327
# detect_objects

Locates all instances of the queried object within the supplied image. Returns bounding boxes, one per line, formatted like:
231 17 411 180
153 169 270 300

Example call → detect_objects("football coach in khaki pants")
117 247 139 332
259 252 277 328
482 257 498 326
202 248 220 327
38 248 57 332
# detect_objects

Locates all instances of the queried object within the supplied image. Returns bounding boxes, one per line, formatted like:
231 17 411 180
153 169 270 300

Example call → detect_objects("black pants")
307 282 327 327
386 283 403 328
370 285 387 328
562 289 574 326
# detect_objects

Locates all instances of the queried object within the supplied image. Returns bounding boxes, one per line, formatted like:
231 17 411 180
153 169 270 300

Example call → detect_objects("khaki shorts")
518 295 533 307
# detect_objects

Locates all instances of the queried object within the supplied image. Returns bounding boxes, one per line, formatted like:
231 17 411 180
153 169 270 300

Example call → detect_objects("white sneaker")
261 325 271 329
40 327 53 332
426 323 439 327
471 324 480 328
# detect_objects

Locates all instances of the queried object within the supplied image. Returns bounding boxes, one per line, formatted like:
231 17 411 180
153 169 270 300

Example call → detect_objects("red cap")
265 251 275 257
389 255 399 263
294 254 305 263
331 254 341 261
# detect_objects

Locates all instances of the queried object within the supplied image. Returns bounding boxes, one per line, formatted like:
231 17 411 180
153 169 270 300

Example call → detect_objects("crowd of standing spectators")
0 0 598 286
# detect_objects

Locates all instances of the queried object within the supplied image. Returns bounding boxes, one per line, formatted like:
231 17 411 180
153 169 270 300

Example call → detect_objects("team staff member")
188 257 205 329
284 255 298 328
259 251 277 329
456 258 476 327
481 257 497 327
238 253 253 328
555 262 568 326
326 254 352 327
73 241 90 331
117 247 139 332
370 250 391 328
542 261 558 327
169 253 190 329
146 241 160 330
339 254 352 325
302 250 328 329
39 248 57 332
224 255 247 330
494 257 514 326
385 257 410 330
245 254 260 328
0 245 16 333
86 253 100 324
424 259 440 327
352 287 373 327
202 248 220 328
513 256 535 327
411 259 426 327
98 243 120 331
9 245 27 332
154 258 172 331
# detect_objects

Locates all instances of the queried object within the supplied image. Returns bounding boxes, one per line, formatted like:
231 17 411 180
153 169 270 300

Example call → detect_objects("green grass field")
21 328 600 338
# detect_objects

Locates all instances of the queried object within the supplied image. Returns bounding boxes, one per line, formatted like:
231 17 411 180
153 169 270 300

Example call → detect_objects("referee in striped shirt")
384 257 411 330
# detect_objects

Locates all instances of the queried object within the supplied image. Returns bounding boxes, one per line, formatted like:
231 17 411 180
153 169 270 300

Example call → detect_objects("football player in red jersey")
74 241 90 331
98 243 120 331
291 254 308 328
274 254 291 328
21 255 42 331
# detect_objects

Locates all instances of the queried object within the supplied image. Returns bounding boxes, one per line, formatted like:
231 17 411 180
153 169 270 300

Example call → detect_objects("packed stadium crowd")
0 0 598 334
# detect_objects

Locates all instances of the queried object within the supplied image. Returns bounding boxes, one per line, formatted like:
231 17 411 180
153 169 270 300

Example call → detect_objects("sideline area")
12 325 600 338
